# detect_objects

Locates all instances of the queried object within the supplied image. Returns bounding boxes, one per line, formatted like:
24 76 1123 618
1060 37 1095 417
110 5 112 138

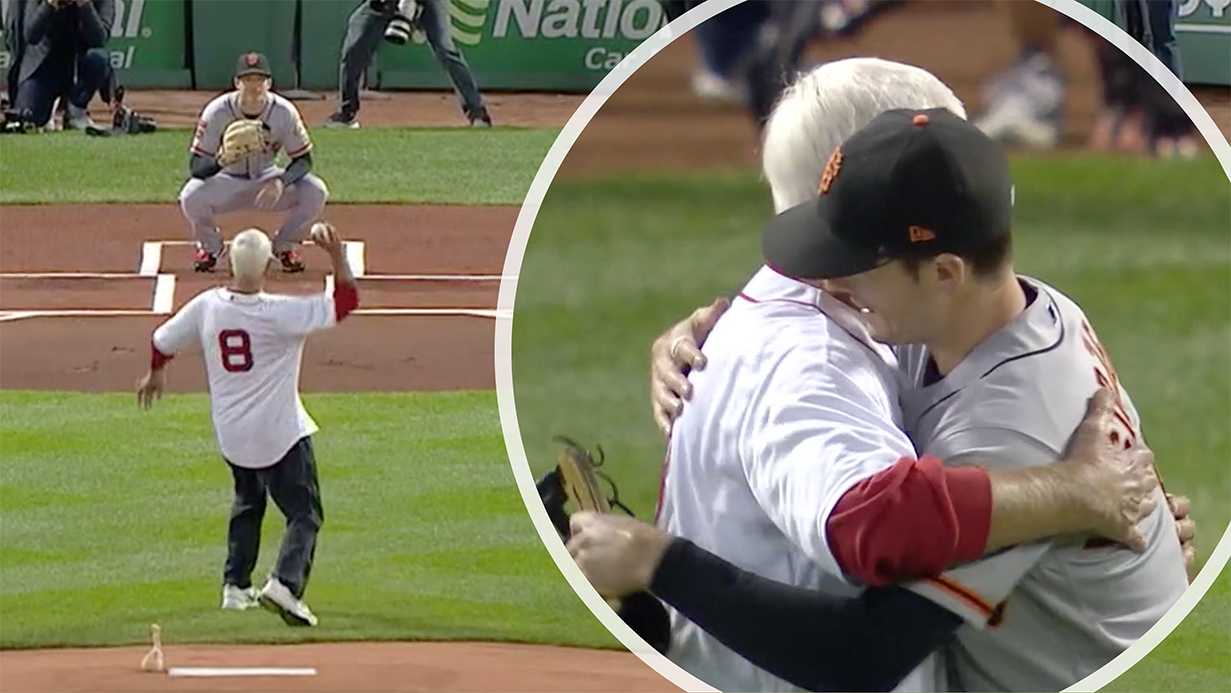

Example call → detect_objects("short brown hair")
901 233 1013 281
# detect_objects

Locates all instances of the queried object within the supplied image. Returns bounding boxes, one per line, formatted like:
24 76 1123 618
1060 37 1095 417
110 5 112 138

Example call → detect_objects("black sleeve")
278 151 312 186
649 539 962 693
77 0 112 48
24 0 55 45
189 152 222 180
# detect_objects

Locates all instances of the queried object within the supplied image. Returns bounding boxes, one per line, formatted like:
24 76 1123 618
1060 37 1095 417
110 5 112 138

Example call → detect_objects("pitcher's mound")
0 641 682 692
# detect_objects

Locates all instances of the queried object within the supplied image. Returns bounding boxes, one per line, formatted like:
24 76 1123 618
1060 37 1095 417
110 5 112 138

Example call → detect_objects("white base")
167 667 317 677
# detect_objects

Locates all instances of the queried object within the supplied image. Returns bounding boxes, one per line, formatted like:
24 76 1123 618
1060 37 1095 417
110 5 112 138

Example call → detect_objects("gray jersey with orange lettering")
895 275 1188 692
190 92 313 179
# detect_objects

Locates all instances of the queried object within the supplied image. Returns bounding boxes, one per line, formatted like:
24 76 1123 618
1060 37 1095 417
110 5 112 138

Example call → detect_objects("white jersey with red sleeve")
655 265 944 693
896 276 1188 692
190 92 314 179
151 283 358 469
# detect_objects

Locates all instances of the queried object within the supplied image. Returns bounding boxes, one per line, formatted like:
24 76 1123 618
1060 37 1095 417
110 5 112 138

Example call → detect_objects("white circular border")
494 1 1231 692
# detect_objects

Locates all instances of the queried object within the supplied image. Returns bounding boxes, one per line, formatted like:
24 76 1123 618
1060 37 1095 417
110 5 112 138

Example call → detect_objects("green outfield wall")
1 0 1226 93
1174 0 1231 86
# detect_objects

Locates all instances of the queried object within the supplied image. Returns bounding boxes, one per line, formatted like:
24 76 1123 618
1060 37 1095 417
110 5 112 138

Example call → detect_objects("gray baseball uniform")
178 92 329 255
897 275 1189 692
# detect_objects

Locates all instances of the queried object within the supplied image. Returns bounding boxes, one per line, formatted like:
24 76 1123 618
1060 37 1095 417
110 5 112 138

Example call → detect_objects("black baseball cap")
235 52 272 79
761 107 1015 280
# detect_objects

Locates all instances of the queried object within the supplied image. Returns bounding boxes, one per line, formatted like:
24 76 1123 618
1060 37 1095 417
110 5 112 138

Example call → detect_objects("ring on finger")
669 335 690 361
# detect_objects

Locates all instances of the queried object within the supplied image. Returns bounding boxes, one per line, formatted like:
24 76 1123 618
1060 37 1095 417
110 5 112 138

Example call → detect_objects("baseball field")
0 91 681 692
2 2 1229 692
509 7 1231 693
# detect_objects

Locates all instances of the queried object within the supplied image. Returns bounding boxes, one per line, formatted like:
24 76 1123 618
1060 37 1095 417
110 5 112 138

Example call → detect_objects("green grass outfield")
0 391 616 649
0 128 560 205
0 124 622 652
512 154 1231 692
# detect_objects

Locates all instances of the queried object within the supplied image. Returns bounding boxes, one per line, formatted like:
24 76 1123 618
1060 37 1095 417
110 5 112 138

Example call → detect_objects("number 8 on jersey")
219 329 255 373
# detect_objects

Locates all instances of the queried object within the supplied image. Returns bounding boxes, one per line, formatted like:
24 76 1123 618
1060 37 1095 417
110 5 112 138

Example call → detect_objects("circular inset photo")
500 1 1231 692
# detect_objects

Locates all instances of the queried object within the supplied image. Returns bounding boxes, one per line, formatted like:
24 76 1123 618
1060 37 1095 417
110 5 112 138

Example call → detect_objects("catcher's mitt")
217 119 265 166
536 436 671 655
538 436 633 541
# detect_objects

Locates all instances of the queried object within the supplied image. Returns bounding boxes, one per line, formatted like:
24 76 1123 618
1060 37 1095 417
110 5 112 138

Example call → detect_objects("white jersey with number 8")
153 287 343 469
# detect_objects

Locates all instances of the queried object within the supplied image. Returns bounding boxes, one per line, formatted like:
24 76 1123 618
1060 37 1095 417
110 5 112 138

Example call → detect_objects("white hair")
229 228 273 279
762 58 968 213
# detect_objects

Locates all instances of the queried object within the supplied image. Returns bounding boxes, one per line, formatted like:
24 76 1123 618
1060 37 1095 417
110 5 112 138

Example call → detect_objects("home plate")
168 667 317 677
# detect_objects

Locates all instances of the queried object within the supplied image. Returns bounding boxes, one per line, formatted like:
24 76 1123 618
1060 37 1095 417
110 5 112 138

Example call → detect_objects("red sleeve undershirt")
150 340 173 370
825 455 992 587
334 281 359 323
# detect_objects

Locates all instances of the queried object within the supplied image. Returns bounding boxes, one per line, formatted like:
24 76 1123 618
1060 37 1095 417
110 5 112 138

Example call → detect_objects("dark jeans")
337 0 486 120
743 1 824 133
14 46 111 127
1117 0 1183 80
691 0 770 79
1148 0 1182 80
223 436 324 600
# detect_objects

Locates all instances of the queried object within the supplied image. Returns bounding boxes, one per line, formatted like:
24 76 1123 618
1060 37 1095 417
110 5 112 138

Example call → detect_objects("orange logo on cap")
909 226 936 243
246 53 260 67
818 147 842 196
912 113 929 126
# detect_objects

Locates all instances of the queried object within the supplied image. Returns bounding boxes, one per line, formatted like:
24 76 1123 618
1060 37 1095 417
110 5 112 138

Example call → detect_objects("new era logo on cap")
761 108 1015 280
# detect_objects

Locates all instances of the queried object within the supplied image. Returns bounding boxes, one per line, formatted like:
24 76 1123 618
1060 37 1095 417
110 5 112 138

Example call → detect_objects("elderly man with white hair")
564 58 1199 693
137 224 359 628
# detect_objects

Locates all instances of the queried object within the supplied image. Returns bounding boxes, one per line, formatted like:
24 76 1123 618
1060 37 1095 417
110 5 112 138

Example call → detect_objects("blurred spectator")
973 0 1196 157
1120 0 1182 79
664 1 1194 154
972 0 1068 149
1088 2 1197 157
3 0 115 131
688 1 770 102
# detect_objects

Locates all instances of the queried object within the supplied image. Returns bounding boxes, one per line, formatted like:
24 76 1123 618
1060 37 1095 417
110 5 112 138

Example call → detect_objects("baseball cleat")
221 584 260 611
323 112 359 129
469 109 493 128
193 247 221 272
277 250 305 273
257 578 318 627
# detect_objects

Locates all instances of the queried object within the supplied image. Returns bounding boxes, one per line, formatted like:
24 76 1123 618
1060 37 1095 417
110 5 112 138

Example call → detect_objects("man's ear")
933 253 967 287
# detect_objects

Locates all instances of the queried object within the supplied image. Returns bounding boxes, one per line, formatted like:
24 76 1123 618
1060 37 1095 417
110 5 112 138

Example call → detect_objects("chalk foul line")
0 272 513 281
0 308 510 322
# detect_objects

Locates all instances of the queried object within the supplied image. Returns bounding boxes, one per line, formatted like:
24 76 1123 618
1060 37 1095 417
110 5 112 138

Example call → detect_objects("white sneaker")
975 53 1065 150
975 92 1061 150
221 584 259 611
691 70 744 103
257 578 318 627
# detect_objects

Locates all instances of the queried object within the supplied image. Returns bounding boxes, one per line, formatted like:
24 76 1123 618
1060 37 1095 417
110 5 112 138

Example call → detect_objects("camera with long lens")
384 0 424 45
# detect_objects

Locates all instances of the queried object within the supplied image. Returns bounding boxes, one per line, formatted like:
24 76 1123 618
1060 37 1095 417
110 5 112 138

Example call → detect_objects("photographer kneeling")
4 0 115 131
